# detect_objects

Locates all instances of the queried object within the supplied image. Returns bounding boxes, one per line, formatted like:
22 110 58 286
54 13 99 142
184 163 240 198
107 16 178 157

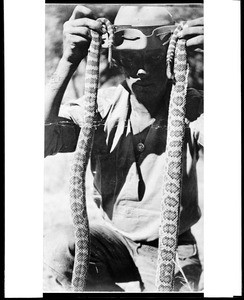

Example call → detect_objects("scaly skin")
156 24 189 292
69 20 189 292
69 18 113 292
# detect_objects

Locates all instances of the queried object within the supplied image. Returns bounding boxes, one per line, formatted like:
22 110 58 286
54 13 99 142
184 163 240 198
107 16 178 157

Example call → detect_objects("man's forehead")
114 5 174 26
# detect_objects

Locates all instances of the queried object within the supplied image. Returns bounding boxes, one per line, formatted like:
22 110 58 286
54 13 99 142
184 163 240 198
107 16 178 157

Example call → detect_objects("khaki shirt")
45 83 203 242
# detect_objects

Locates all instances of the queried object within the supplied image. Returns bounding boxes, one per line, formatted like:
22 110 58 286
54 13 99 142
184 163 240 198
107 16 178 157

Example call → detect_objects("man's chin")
133 86 157 99
133 84 153 93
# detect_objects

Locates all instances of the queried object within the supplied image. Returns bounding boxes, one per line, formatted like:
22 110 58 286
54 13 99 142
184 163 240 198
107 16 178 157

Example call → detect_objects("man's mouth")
134 81 154 87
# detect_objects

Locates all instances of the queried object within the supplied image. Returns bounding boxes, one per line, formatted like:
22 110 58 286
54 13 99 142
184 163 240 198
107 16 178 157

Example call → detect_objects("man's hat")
112 6 176 51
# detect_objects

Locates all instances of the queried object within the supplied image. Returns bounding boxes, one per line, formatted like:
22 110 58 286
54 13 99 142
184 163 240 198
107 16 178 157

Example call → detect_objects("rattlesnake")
69 20 188 292
69 18 113 291
156 23 189 291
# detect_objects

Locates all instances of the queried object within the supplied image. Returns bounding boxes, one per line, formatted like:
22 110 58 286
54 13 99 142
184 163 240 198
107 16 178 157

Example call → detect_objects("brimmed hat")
113 6 176 51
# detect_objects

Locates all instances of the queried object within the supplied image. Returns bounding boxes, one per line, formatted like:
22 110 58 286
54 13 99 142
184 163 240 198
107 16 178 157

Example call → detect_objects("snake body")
156 23 189 291
69 18 113 291
69 20 188 292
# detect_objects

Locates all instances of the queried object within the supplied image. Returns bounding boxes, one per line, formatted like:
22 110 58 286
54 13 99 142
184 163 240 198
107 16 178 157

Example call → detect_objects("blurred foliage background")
45 4 203 103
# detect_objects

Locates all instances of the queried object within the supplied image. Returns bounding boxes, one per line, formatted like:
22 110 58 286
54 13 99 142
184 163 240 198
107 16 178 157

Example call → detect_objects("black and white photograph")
44 3 204 293
4 0 242 298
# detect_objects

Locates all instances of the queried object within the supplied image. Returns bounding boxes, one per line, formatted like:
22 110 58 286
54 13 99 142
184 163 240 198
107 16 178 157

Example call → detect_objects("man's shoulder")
60 84 126 123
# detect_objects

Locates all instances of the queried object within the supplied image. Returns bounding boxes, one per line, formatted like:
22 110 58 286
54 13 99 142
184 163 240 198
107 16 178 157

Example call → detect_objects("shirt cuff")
44 119 80 157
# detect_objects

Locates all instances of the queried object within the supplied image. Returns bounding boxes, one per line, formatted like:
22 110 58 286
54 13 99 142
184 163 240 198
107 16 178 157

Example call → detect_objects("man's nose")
136 68 149 78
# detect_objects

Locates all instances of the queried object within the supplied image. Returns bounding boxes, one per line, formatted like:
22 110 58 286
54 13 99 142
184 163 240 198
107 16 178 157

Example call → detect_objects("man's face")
115 48 169 105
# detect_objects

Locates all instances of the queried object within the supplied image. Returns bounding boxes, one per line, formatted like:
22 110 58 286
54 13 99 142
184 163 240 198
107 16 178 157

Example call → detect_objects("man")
44 5 204 292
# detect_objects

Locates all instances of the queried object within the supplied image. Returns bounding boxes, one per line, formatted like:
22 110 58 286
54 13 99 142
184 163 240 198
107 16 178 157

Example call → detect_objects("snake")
155 22 189 291
69 19 189 292
69 18 113 291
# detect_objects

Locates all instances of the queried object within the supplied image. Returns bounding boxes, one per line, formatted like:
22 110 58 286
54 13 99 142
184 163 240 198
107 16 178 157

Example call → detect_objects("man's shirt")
45 82 203 242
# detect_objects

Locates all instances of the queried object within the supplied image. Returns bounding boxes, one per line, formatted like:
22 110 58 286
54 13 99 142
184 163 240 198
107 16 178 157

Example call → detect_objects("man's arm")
45 60 77 123
45 5 104 123
45 6 105 156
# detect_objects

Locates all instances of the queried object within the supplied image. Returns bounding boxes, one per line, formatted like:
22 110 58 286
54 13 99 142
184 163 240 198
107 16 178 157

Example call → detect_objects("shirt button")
137 142 145 152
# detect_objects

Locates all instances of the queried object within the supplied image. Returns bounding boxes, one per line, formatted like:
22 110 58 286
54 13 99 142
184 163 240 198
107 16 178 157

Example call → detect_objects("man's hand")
45 5 105 122
178 17 204 52
62 5 105 66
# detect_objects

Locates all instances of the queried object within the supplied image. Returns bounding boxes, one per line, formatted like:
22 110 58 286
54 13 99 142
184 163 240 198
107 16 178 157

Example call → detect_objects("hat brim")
111 25 176 51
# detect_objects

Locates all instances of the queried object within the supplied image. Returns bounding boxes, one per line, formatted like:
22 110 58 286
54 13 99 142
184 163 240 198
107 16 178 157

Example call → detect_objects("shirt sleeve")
186 88 204 147
190 114 204 148
44 87 116 157
58 87 116 125
44 117 80 157
186 88 203 122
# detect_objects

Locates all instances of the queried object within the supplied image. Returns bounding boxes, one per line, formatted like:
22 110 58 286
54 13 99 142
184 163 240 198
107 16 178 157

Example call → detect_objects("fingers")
186 35 204 48
62 5 106 64
66 6 104 37
185 17 203 27
71 18 104 34
178 24 204 38
65 34 87 45
178 17 204 51
69 5 95 21
64 22 91 38
63 7 105 48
